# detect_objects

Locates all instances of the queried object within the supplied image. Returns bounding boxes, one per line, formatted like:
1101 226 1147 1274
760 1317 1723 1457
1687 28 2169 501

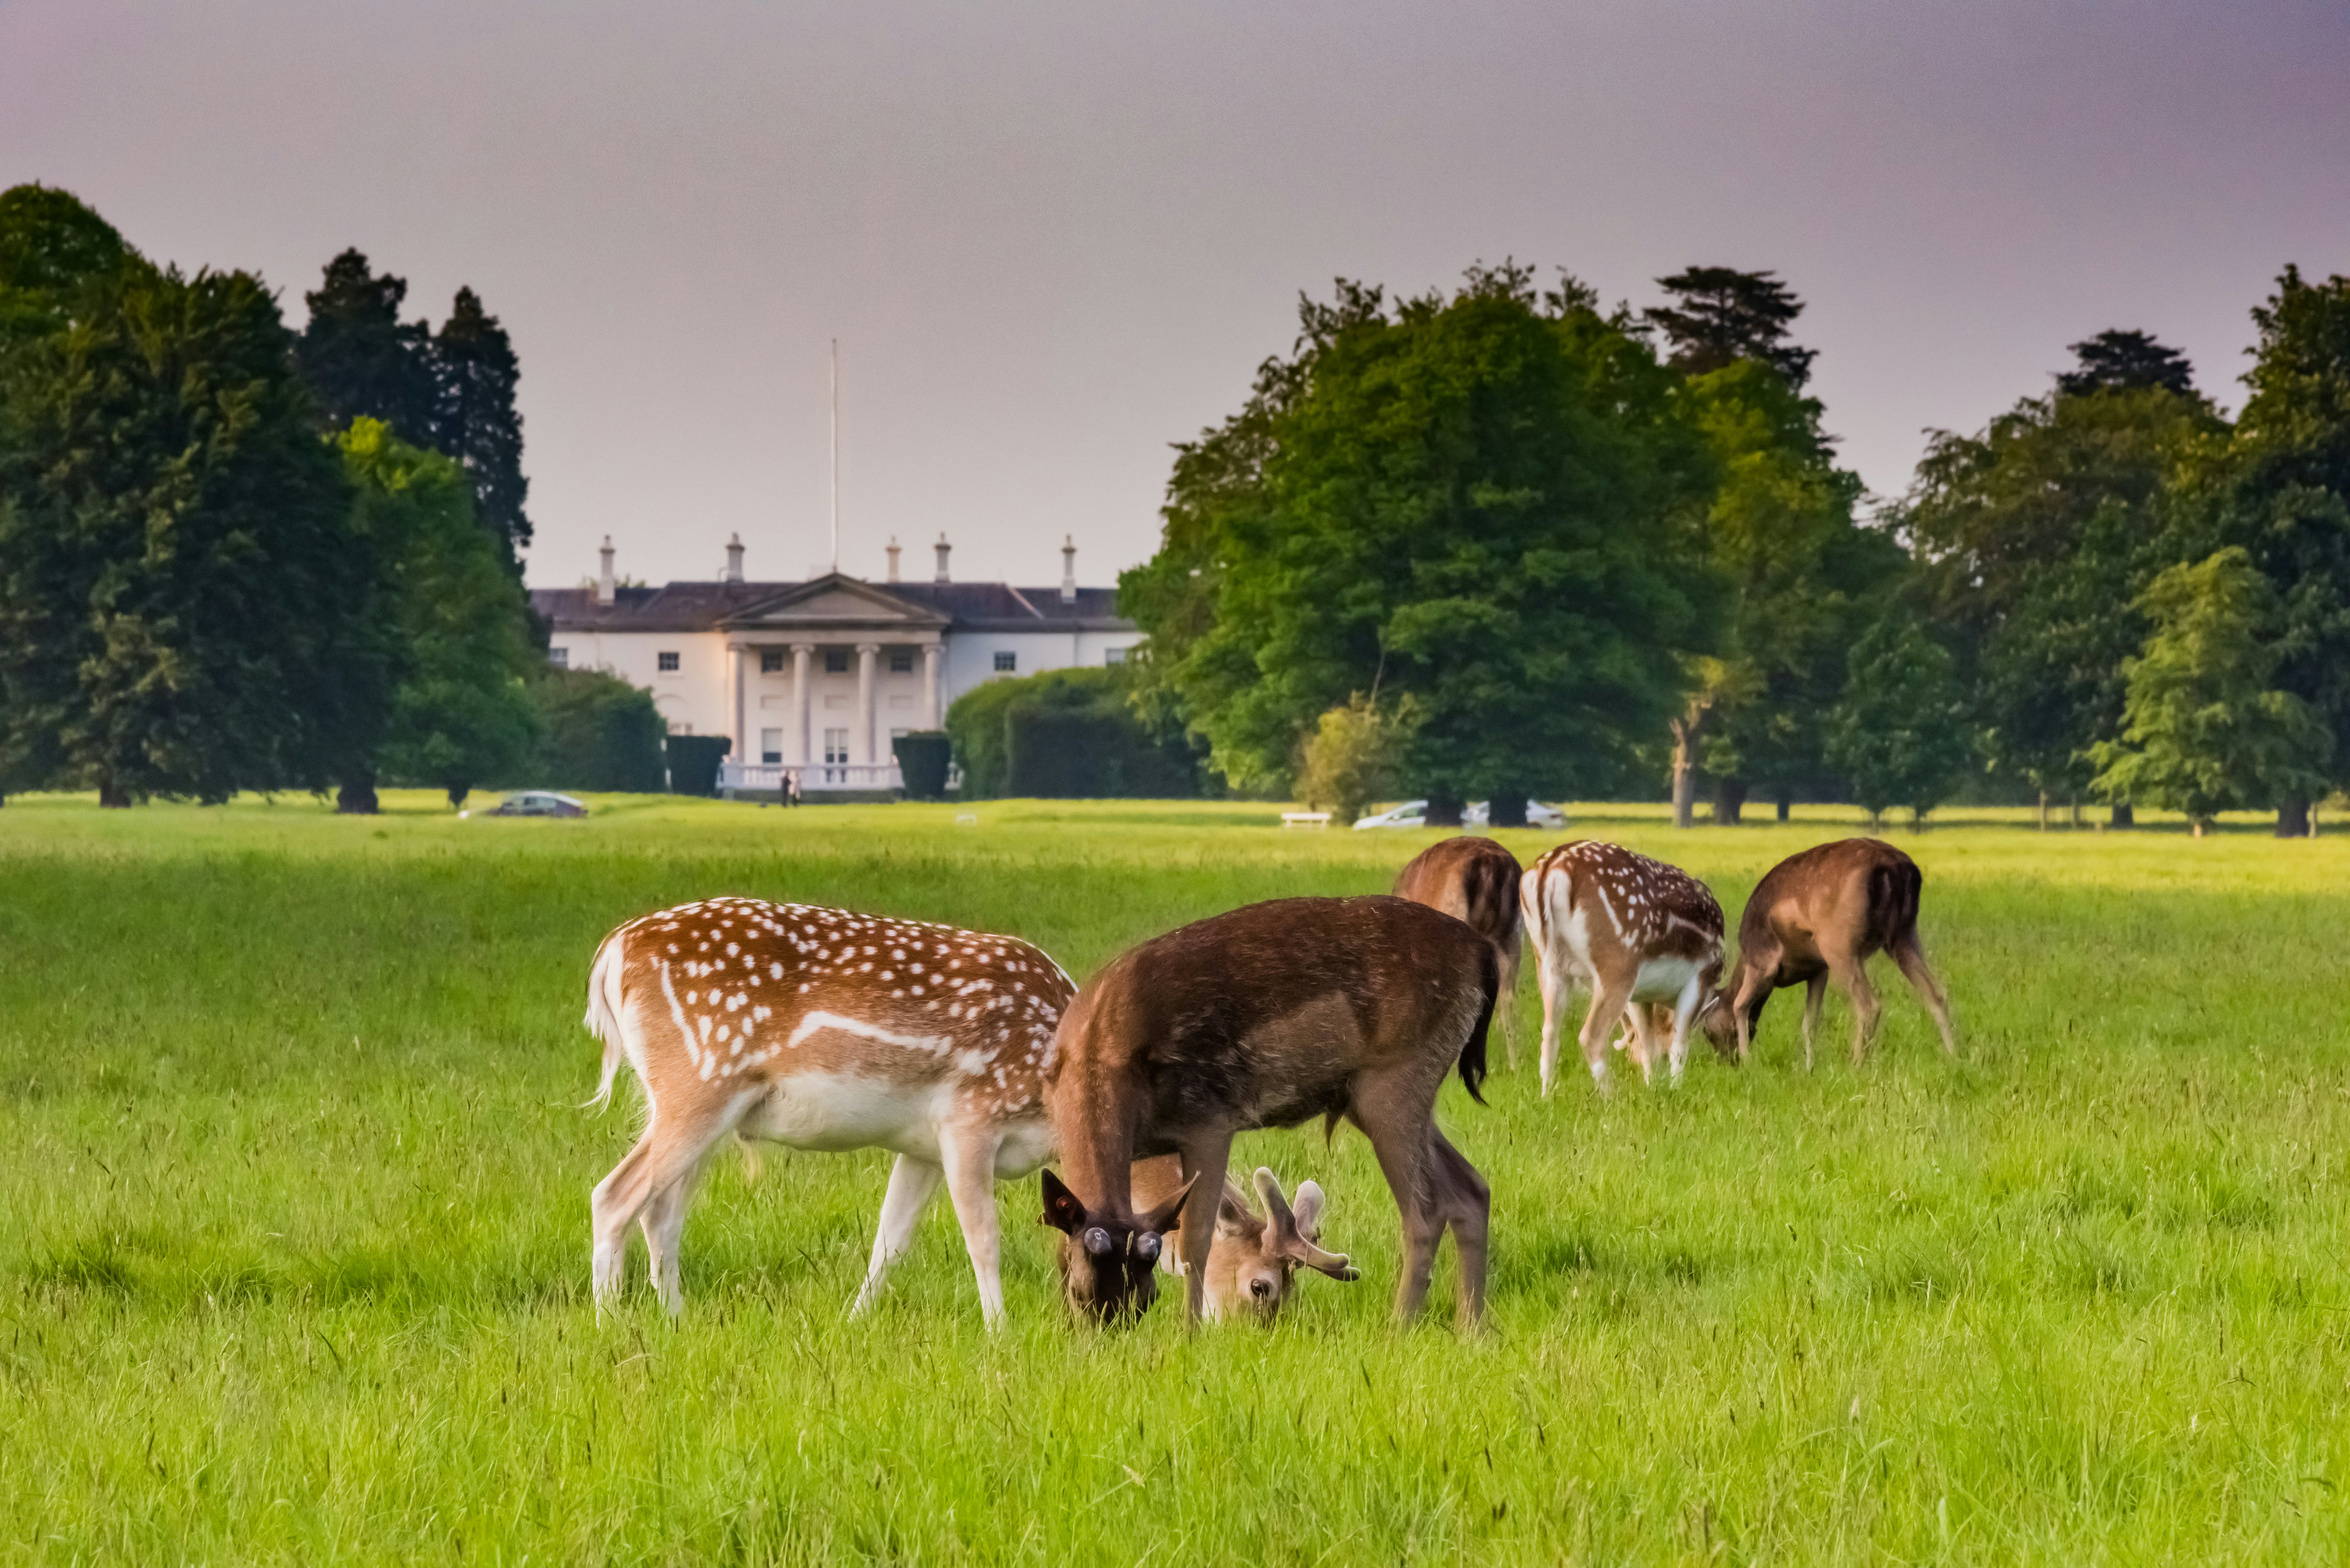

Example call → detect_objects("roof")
532 575 1135 635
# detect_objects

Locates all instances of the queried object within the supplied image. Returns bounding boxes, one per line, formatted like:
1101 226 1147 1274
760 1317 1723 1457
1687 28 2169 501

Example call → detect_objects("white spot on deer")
785 1011 954 1057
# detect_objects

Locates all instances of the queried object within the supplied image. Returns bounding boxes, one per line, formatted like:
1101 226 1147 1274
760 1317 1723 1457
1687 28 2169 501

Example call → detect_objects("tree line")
1120 260 2350 835
0 184 664 809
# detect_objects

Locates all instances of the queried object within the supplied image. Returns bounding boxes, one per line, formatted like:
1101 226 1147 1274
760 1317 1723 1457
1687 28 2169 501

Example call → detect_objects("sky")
4 1 2347 592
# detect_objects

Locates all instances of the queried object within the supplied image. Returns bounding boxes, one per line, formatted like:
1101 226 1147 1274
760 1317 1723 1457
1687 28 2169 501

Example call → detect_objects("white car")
1353 798 1566 830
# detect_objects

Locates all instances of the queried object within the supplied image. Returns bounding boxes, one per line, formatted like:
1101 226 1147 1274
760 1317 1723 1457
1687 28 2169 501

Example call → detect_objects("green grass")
3 791 2348 1563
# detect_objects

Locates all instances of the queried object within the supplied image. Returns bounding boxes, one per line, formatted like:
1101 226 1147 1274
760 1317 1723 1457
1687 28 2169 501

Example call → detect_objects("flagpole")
828 339 840 577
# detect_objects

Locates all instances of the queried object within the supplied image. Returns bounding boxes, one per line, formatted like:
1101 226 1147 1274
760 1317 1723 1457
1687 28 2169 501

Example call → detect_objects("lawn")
1 792 2346 1564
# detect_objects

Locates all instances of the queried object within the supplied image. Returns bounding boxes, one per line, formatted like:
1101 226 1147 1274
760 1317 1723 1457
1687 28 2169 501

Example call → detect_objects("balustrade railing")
718 761 904 795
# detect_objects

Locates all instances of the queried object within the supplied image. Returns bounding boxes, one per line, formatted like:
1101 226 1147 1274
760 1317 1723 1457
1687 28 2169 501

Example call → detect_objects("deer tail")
1457 937 1497 1105
582 926 632 1112
1873 857 1924 950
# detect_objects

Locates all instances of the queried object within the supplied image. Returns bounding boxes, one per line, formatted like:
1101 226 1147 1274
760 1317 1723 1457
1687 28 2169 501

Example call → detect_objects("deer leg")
1800 974 1828 1071
1176 1127 1236 1326
1356 1106 1441 1323
1534 947 1567 1096
1891 937 1958 1056
1667 975 1703 1086
590 1100 748 1313
849 1153 945 1319
1428 1128 1490 1327
1495 938 1523 1072
1835 957 1882 1064
1622 1002 1657 1084
1730 971 1765 1065
640 1177 694 1315
1577 983 1632 1096
938 1126 1010 1330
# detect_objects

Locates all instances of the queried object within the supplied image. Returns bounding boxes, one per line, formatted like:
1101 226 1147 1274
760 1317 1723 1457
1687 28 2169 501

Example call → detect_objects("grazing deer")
1521 841 1726 1094
1042 896 1495 1328
1130 1155 1357 1322
1393 836 1526 1069
582 897 1340 1327
1700 838 1957 1067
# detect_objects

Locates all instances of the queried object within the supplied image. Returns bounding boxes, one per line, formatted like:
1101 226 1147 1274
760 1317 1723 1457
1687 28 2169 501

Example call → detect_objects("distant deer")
1129 1155 1357 1322
1393 836 1525 1068
1043 896 1495 1328
1701 838 1957 1067
582 897 1343 1327
1521 841 1726 1094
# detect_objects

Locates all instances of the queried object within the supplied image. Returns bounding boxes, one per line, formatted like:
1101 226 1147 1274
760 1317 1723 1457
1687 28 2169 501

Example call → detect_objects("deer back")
593 897 1072 1133
1735 837 1924 983
1393 836 1524 951
1523 840 1725 984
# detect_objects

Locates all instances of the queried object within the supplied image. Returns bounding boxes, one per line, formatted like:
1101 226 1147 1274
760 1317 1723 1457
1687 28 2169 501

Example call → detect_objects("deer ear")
1214 1184 1261 1241
1289 1178 1327 1240
1139 1173 1195 1237
1039 1169 1087 1235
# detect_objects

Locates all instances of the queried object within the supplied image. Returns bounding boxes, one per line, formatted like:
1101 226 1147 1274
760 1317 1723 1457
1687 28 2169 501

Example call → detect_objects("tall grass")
2 793 2346 1563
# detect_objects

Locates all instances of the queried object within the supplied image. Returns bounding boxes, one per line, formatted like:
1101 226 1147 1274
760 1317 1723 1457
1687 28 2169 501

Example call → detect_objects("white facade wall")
937 627 1144 711
550 629 730 736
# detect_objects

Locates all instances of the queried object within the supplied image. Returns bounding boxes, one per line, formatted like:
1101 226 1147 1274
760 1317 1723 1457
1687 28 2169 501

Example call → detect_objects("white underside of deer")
1522 842 1725 1095
584 897 1071 1328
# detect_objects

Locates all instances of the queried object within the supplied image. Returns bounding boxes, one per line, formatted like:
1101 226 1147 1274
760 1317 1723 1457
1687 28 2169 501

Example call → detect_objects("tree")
431 287 531 570
2057 329 2197 398
945 666 1204 799
530 669 666 795
338 419 540 810
1297 694 1413 825
2169 267 2350 836
1124 265 1717 818
295 249 438 445
1643 267 1816 391
0 254 382 805
1678 358 1901 825
0 183 135 351
1825 620 1975 830
1905 355 2219 826
2088 549 2329 836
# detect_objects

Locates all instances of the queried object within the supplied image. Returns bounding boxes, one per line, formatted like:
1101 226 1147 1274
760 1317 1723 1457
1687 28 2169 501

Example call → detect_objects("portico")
716 576 950 791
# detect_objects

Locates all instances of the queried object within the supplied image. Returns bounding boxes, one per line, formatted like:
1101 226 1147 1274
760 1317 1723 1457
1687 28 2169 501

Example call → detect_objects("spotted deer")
1043 896 1495 1328
582 897 1342 1328
1129 1155 1357 1322
1392 836 1525 1069
1700 837 1957 1067
1521 841 1726 1094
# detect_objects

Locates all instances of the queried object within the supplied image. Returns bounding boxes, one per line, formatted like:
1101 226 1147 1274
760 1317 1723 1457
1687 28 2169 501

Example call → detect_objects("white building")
530 533 1141 793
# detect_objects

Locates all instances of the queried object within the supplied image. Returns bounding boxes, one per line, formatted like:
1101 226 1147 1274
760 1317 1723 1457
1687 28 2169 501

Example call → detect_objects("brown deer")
1521 841 1726 1094
1700 838 1957 1067
1393 836 1525 1068
1129 1155 1357 1322
581 897 1345 1326
1042 896 1496 1328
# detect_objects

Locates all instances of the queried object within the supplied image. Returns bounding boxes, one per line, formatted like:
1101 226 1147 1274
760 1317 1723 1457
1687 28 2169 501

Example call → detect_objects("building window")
890 649 913 674
823 728 849 766
548 647 569 668
825 649 849 674
994 651 1017 673
657 651 680 672
760 649 785 674
1104 646 1127 666
760 727 782 765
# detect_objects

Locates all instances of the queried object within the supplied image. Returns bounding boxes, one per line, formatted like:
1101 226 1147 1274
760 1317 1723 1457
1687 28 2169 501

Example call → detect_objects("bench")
1281 811 1332 830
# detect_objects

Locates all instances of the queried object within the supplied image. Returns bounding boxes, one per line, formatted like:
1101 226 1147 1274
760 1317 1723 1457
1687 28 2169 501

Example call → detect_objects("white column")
791 644 814 766
922 643 943 729
728 645 747 766
856 643 879 766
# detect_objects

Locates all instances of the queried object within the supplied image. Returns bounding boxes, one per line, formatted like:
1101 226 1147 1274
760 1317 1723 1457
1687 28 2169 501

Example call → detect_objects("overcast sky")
5 1 2347 591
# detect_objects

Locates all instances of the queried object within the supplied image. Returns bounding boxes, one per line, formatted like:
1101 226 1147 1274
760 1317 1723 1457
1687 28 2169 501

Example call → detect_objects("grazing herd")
582 833 1954 1330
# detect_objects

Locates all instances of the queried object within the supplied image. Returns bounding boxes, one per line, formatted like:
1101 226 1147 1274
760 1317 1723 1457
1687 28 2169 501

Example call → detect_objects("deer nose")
1249 1277 1274 1300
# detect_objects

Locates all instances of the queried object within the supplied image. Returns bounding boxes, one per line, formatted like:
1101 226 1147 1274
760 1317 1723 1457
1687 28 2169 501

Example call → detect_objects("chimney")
934 532 951 584
596 535 616 606
1060 534 1077 603
886 536 902 583
724 532 745 584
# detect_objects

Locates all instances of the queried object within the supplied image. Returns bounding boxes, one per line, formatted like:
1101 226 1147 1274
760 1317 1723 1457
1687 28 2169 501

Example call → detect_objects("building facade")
529 535 1140 790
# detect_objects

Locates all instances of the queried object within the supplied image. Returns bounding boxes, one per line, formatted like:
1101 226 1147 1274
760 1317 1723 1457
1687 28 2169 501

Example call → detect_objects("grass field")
3 792 2348 1564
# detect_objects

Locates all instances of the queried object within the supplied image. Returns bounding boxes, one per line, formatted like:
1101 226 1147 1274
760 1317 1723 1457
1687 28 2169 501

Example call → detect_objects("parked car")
484 791 588 818
1352 798 1566 830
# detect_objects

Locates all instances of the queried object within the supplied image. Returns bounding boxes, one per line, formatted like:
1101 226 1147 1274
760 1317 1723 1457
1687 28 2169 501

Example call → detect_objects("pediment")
724 574 948 629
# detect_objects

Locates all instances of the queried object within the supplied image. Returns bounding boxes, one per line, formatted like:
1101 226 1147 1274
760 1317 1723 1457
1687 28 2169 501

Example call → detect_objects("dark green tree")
945 666 1202 799
0 184 136 351
295 249 437 445
1905 366 2219 826
530 669 666 795
1643 267 1816 391
2057 329 2198 398
2169 266 2350 836
432 287 531 570
0 259 381 804
338 419 540 810
1824 620 1975 830
1124 264 1716 818
2088 549 2329 836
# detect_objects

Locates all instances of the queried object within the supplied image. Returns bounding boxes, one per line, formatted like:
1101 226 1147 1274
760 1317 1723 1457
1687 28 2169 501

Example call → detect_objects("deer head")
1040 1168 1192 1324
1186 1168 1358 1322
